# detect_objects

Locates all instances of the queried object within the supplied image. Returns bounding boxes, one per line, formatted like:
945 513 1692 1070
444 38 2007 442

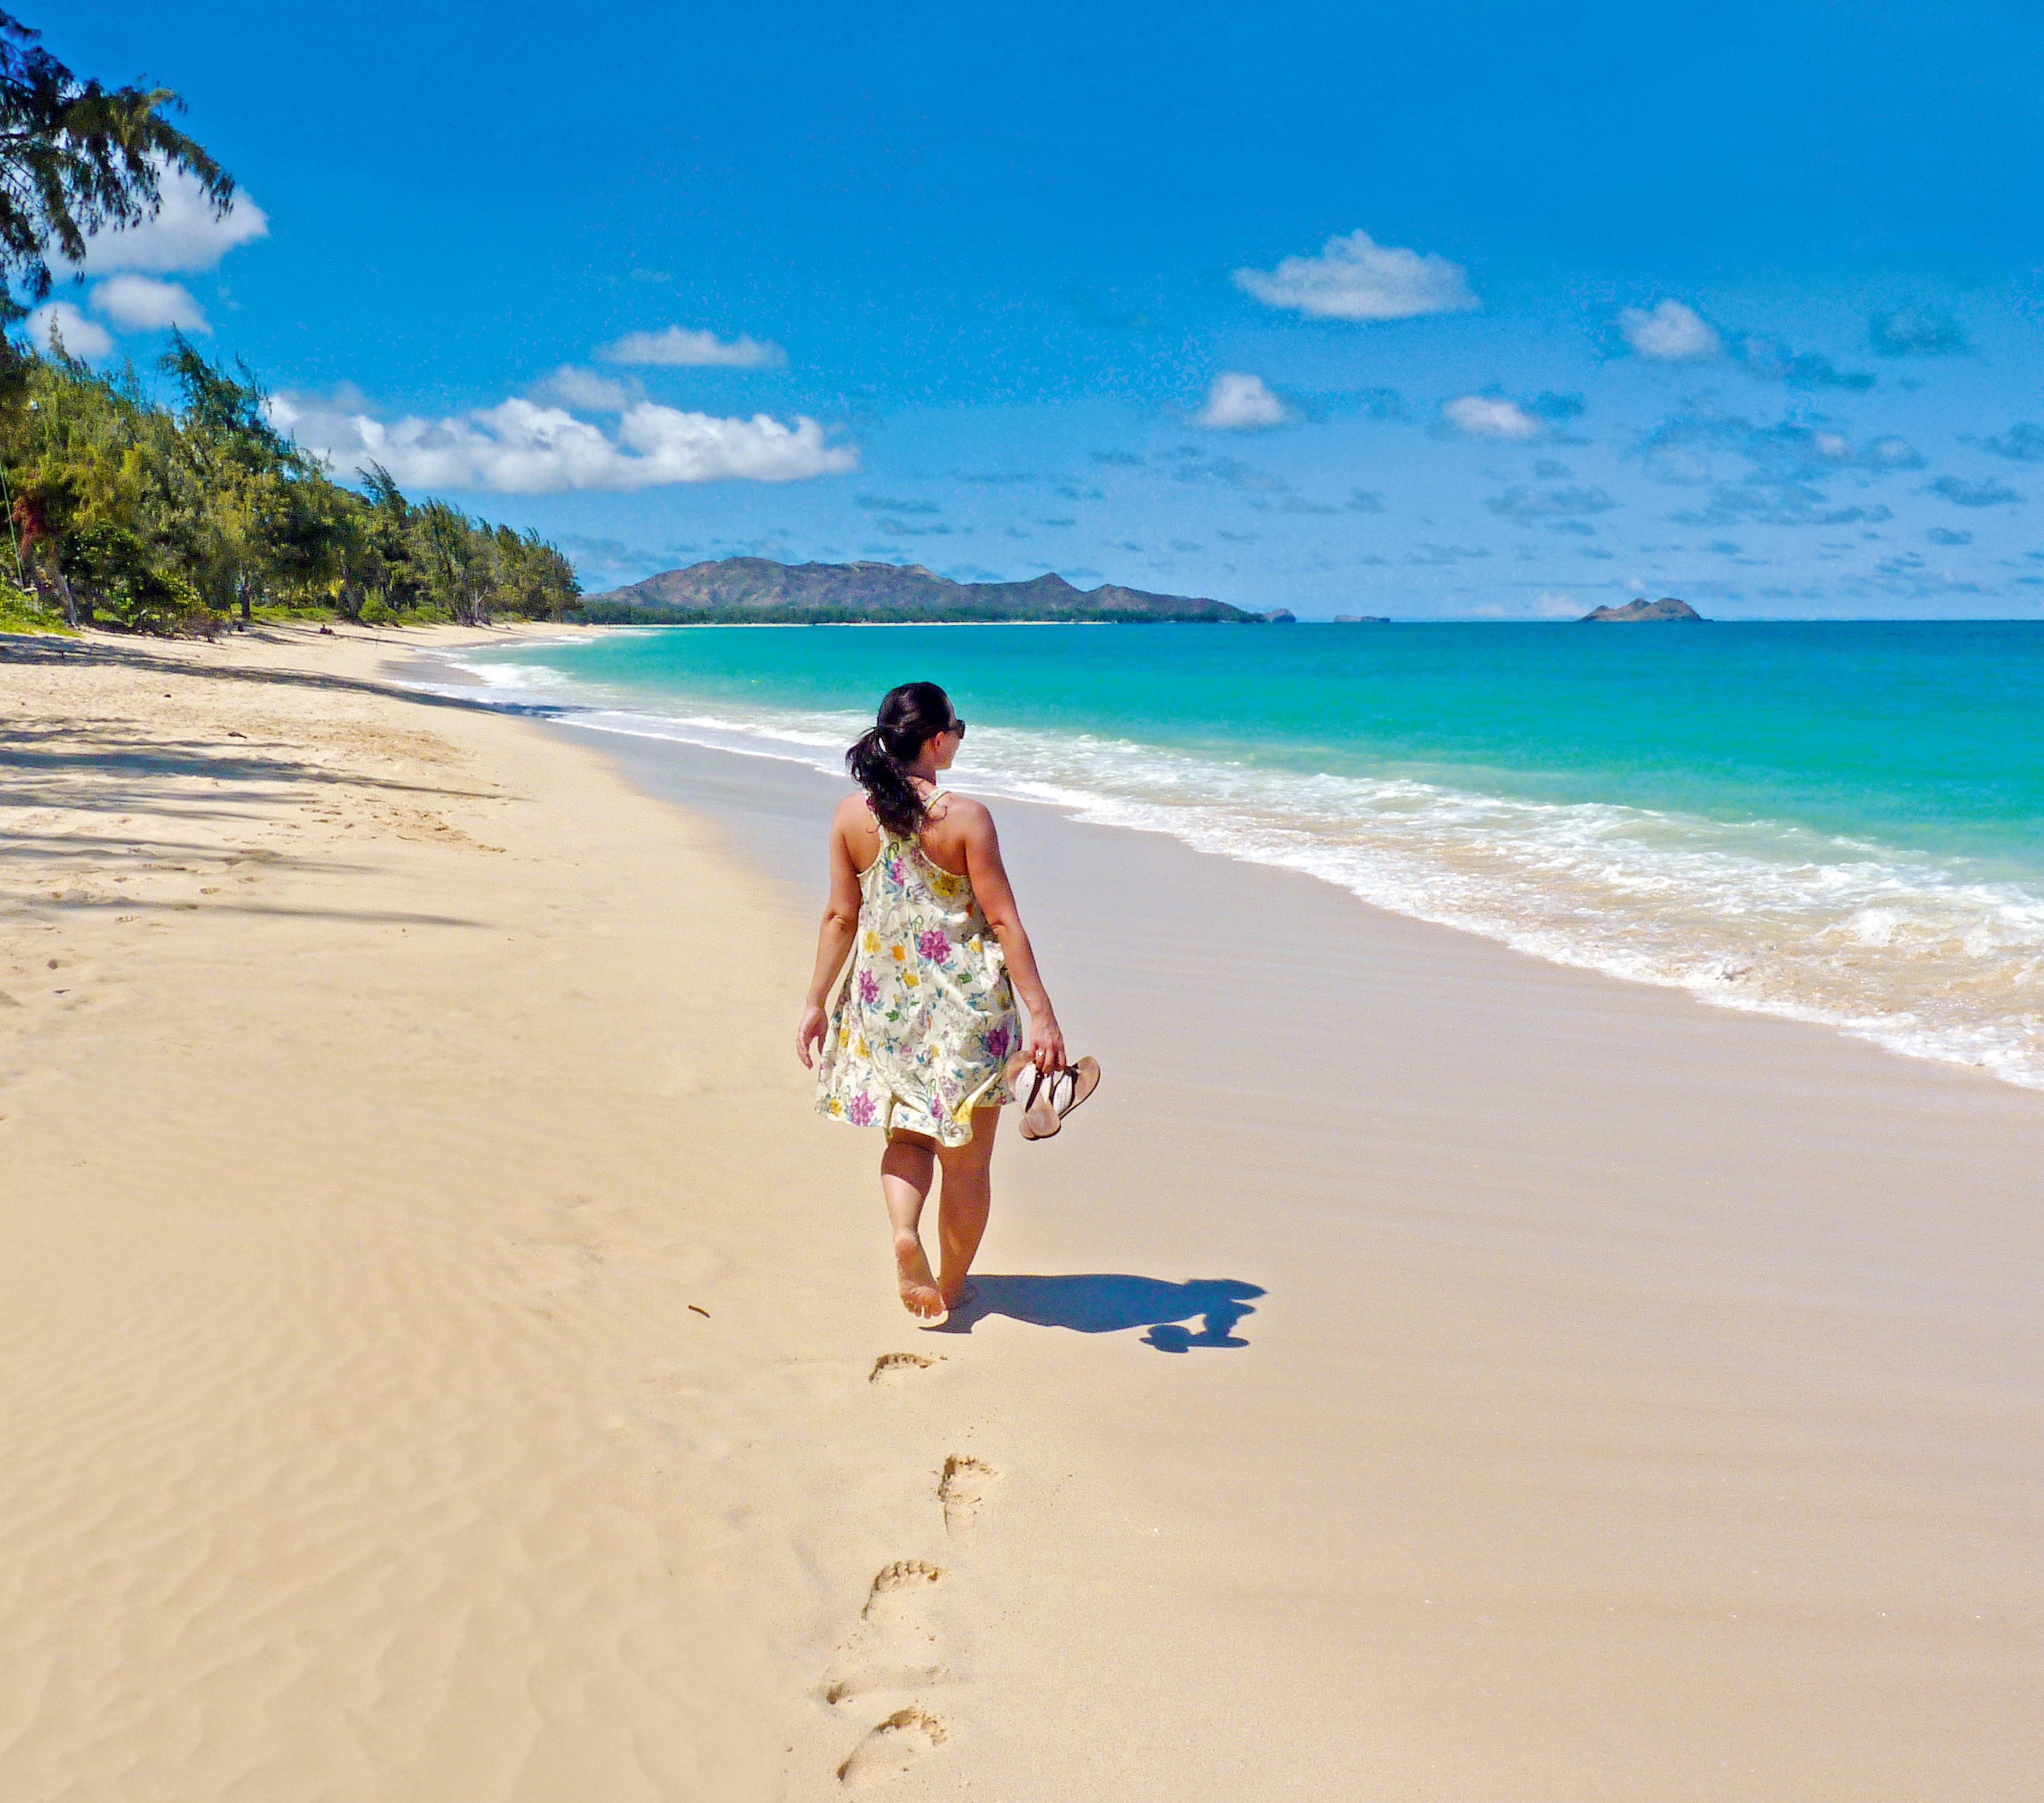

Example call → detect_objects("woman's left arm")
797 806 864 1067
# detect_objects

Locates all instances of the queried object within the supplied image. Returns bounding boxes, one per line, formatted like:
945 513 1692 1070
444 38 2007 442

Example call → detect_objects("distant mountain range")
575 557 1263 624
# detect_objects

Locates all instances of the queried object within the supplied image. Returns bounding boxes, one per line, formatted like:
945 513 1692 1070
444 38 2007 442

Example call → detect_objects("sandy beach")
3 623 2040 1802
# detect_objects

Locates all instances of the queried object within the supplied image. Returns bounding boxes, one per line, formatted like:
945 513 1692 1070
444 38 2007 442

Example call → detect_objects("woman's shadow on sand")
938 1275 1264 1350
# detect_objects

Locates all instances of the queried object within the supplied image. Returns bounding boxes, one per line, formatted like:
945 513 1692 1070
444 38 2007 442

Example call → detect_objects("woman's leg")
880 1131 945 1320
933 1107 1001 1308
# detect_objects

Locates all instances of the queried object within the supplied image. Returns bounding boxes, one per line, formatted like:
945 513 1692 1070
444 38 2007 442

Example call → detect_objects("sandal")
1005 1051 1103 1141
1005 1050 1061 1138
1053 1056 1102 1123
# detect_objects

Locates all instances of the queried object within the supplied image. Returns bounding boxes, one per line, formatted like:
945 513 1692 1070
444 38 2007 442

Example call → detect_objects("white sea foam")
415 651 2044 1090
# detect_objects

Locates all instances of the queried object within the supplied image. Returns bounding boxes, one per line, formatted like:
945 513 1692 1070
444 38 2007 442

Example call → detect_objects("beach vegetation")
0 569 65 631
0 17 576 635
0 9 232 320
0 333 579 633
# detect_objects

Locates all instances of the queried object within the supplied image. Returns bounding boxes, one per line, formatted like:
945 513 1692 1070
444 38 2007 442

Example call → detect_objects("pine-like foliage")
0 10 231 316
0 335 580 632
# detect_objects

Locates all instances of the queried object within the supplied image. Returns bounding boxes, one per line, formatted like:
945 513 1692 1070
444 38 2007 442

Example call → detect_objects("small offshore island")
1581 596 1705 622
574 556 1263 624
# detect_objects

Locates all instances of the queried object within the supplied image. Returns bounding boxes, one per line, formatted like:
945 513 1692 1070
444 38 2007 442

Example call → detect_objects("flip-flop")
1050 1056 1101 1122
1022 1067 1062 1140
1005 1051 1102 1140
1003 1049 1059 1139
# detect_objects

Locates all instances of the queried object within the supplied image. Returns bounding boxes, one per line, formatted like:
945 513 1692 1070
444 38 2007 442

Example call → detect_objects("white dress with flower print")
815 794 1021 1147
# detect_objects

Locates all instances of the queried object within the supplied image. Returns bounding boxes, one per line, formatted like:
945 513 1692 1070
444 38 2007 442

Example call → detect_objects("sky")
35 1 2044 617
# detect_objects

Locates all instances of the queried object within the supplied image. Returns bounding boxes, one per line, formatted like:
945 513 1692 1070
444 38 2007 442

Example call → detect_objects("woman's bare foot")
894 1232 949 1325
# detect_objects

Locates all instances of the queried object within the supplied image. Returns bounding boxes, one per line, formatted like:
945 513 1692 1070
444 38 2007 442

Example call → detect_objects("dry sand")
3 624 2039 1801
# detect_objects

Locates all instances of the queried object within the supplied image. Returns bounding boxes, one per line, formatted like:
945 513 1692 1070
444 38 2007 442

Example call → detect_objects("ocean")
437 621 2044 1089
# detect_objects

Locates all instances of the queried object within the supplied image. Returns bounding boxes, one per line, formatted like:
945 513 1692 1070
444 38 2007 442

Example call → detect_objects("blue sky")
38 1 2044 616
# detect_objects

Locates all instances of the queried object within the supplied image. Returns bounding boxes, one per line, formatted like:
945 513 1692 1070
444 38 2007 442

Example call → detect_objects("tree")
0 11 231 319
161 333 327 625
409 498 495 626
0 338 581 633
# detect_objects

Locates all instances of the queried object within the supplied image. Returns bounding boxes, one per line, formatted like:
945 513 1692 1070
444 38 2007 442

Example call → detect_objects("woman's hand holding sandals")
1025 1005 1066 1073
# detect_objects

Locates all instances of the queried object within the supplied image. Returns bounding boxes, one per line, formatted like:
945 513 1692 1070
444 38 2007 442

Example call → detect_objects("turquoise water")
446 622 2044 1087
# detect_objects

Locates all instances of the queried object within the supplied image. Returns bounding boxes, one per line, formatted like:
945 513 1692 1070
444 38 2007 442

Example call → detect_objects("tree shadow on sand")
939 1275 1264 1351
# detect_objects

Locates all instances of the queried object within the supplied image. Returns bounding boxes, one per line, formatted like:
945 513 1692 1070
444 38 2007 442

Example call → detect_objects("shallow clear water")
442 621 2044 1088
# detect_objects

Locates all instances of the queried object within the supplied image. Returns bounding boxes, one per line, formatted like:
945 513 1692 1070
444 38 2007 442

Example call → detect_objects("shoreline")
522 655 2044 1795
410 628 2044 1096
3 623 2040 1800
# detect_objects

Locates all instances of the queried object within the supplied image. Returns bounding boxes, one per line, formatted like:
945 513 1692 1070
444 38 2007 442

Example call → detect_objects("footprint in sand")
823 1561 949 1702
937 1455 997 1536
863 1558 944 1619
837 1708 948 1789
868 1352 935 1385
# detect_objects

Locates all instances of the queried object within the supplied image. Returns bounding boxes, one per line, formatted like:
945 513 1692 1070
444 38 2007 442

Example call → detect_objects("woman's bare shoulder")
928 790 995 838
832 791 879 858
841 788 898 835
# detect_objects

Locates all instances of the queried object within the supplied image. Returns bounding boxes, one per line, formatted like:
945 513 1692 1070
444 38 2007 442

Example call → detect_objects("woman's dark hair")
848 681 956 837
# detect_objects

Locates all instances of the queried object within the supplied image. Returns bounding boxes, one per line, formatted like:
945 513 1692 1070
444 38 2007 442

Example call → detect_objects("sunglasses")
947 718 967 738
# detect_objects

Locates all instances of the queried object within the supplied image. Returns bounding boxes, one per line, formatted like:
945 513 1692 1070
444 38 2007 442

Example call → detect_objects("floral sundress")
815 791 1022 1147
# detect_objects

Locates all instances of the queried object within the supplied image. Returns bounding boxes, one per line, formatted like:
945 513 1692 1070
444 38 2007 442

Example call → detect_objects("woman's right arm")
959 803 1067 1072
796 803 864 1068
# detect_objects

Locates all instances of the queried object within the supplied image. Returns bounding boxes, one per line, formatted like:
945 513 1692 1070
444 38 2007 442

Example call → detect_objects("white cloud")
1196 371 1288 430
271 392 856 494
596 325 786 368
1233 230 1479 321
63 163 268 275
25 301 113 359
91 274 210 333
1441 395 1542 439
1618 299 1720 361
528 364 633 410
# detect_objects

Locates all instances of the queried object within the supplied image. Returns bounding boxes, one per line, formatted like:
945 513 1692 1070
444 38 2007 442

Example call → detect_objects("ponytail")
847 681 956 837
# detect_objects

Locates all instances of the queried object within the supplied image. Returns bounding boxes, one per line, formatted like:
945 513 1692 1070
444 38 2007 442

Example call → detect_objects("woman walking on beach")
797 682 1068 1326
